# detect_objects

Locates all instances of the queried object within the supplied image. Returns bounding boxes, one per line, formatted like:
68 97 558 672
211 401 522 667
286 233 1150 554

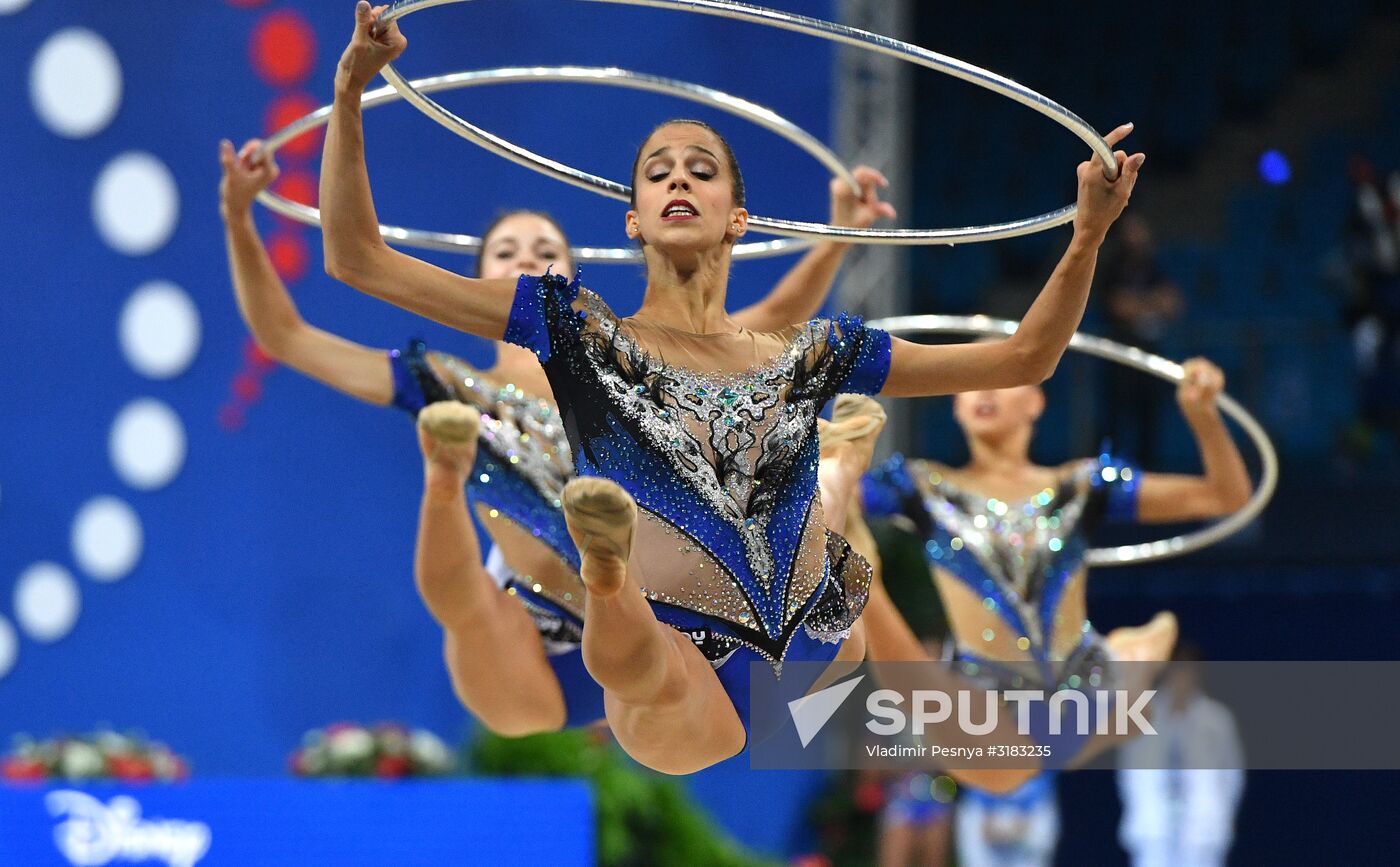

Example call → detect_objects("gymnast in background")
856 355 1252 774
219 129 894 737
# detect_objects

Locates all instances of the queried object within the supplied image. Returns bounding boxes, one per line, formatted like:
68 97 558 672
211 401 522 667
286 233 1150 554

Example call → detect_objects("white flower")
325 727 375 763
149 749 179 780
95 732 134 756
59 742 106 779
408 730 452 771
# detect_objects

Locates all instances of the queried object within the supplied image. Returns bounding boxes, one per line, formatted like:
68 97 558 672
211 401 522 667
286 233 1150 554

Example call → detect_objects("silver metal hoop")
377 0 1119 245
256 66 855 261
866 315 1280 566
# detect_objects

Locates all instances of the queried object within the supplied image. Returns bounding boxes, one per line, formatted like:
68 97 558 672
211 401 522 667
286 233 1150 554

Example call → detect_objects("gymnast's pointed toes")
562 477 637 594
418 400 481 443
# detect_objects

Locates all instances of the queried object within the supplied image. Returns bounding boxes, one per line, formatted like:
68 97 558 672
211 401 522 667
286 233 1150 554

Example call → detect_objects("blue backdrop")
1 0 837 856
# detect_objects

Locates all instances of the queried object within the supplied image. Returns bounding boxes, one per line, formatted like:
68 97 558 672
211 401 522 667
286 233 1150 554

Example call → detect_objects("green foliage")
804 770 879 867
468 729 777 867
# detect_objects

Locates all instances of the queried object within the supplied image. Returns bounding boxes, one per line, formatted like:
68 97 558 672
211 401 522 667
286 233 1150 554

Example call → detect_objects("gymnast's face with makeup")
626 121 749 258
477 212 574 282
953 384 1046 443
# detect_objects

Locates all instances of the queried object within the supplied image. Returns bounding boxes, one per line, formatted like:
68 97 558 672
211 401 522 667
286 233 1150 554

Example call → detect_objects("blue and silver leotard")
864 450 1140 692
389 339 604 727
505 272 890 728
865 450 1140 769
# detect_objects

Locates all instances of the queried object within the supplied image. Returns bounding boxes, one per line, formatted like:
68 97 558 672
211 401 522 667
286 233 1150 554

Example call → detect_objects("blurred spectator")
1342 155 1400 458
955 775 1059 867
876 770 952 867
1096 214 1184 463
1116 642 1245 867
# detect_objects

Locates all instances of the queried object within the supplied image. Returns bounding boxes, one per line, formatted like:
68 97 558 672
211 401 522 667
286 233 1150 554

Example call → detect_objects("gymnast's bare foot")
417 401 480 496
821 394 888 470
562 477 637 599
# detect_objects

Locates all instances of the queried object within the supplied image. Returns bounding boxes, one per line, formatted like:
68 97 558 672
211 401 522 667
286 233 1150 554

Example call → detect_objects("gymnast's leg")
415 401 567 735
1066 611 1180 768
563 477 746 774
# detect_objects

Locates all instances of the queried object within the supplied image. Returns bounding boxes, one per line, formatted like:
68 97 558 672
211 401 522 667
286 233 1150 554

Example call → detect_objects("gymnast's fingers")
859 170 897 220
1198 360 1225 392
238 139 267 168
258 153 281 183
1102 122 1134 148
859 171 882 203
852 165 887 190
369 5 398 42
1087 123 1134 179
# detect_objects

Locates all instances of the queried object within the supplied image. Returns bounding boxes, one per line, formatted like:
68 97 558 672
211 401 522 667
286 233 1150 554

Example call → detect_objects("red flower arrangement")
290 722 455 779
2 731 189 785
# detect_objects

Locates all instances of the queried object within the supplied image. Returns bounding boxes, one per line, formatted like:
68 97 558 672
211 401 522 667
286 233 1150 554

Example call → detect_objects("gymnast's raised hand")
336 2 407 92
217 139 278 221
1073 121 1146 243
832 166 898 235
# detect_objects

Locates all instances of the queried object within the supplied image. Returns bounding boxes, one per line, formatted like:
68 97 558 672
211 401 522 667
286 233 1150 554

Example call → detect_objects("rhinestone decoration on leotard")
866 452 1138 689
507 272 889 667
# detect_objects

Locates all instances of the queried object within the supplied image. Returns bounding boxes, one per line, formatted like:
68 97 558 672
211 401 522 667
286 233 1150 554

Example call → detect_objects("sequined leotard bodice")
506 272 891 670
865 451 1140 690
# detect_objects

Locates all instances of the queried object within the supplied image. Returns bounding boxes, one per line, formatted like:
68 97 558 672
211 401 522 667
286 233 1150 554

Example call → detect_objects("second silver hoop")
257 65 858 262
866 314 1279 567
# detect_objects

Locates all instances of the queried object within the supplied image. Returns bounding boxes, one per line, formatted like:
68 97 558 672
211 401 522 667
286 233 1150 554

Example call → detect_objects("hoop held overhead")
866 314 1279 566
256 66 856 261
377 0 1120 245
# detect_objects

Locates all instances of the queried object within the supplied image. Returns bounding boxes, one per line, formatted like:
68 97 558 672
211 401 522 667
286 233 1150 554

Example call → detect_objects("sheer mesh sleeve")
829 312 892 397
388 339 452 416
504 271 585 364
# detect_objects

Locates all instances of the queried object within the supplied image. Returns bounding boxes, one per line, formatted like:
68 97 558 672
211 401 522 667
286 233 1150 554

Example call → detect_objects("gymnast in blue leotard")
320 2 1144 774
221 123 894 734
857 359 1253 772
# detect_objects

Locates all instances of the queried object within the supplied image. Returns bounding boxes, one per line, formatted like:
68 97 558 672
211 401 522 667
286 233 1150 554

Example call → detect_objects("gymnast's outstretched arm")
320 3 517 340
880 123 1146 398
731 166 896 331
220 138 394 406
1136 357 1254 522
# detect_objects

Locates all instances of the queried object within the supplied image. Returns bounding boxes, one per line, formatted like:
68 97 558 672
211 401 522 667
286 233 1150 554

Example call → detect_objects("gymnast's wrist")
220 200 254 224
1179 400 1222 423
334 64 371 97
1068 226 1107 252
